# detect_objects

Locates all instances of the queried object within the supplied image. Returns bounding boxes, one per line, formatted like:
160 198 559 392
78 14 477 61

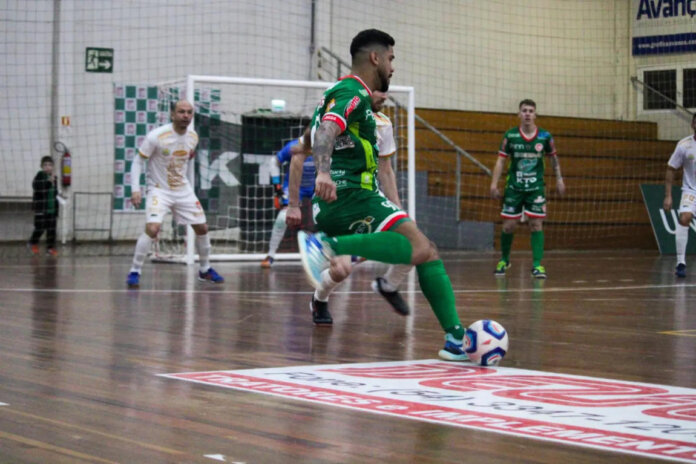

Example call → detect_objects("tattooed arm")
313 120 341 202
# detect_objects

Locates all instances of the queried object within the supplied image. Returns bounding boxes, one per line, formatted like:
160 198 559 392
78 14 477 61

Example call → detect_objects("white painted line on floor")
1 282 695 295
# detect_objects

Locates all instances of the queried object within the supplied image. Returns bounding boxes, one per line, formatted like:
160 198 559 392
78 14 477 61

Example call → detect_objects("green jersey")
310 75 378 191
498 127 557 191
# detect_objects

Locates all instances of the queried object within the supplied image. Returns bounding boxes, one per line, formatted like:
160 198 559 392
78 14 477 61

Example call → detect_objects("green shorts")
312 188 411 237
500 186 546 219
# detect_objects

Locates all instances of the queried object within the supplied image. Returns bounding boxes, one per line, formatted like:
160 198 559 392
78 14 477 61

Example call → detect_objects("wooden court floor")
0 249 694 463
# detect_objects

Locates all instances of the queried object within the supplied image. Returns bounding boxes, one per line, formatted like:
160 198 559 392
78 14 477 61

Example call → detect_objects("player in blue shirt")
261 138 315 268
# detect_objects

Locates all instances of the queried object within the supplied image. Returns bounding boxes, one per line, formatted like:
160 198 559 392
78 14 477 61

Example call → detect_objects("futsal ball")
464 319 509 366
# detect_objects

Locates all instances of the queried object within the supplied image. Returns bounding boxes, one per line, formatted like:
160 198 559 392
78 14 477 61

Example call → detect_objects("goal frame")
176 74 416 265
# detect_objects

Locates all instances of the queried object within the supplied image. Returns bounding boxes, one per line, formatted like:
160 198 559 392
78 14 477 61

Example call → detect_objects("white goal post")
172 75 416 265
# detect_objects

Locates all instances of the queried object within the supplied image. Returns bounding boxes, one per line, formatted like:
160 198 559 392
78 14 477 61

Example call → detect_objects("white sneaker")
297 231 334 289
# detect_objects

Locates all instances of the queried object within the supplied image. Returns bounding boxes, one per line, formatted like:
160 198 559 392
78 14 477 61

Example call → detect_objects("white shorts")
678 189 696 216
145 187 206 225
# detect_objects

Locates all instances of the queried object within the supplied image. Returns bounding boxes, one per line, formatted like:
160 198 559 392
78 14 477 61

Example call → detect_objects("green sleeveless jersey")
498 127 557 191
310 75 378 191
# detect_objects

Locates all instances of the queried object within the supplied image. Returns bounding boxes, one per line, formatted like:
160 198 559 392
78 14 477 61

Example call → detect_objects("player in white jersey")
126 100 224 288
286 91 412 324
664 113 696 278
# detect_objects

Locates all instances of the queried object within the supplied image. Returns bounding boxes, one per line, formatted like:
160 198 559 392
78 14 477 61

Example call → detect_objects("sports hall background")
0 0 694 252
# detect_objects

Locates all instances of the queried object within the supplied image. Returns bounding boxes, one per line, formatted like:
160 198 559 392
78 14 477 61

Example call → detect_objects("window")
643 69 676 110
684 68 696 108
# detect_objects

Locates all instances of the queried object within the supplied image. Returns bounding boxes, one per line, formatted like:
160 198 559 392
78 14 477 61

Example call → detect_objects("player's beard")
377 68 390 92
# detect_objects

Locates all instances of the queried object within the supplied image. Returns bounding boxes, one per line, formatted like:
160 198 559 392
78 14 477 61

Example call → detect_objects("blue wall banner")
633 32 696 56
632 0 696 56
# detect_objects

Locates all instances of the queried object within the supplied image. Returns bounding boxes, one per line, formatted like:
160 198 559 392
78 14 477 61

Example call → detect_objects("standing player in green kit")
490 99 566 279
296 29 468 361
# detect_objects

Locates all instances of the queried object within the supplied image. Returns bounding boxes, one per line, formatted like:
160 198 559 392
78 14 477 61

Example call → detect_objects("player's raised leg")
299 219 467 361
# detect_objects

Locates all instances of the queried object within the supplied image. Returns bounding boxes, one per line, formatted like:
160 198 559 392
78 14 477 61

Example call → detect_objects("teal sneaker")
438 333 469 362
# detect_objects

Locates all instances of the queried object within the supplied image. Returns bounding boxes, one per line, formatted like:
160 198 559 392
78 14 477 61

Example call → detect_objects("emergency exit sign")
85 47 113 73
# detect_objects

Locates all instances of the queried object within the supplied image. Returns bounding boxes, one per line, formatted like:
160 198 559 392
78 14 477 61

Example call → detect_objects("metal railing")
631 76 694 122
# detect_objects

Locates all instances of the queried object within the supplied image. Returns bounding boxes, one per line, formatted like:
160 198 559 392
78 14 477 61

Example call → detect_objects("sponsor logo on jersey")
533 195 545 204
326 99 336 112
535 143 544 152
349 216 375 234
172 150 188 158
359 89 368 97
345 96 361 119
516 152 540 159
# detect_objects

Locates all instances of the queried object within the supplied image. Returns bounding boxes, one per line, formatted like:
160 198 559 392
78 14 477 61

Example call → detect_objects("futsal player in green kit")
297 29 468 361
490 99 566 279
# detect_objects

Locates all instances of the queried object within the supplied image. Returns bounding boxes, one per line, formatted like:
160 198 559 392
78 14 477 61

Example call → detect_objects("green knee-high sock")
500 231 514 263
330 231 412 264
416 260 465 339
531 230 544 267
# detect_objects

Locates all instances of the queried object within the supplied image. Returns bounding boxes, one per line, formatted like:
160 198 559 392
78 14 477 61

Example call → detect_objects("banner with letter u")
640 184 696 254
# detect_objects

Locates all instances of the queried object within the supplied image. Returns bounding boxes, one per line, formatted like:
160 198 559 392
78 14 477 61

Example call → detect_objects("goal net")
137 76 416 264
2 1 692 259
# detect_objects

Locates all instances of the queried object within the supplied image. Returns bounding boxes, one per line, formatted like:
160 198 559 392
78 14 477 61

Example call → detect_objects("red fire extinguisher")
54 141 71 188
61 151 71 187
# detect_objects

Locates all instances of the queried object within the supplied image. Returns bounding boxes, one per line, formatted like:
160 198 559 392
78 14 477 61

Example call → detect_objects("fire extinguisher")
61 151 72 187
54 141 71 188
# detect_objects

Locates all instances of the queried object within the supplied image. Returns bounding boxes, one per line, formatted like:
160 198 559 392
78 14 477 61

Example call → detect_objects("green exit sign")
85 47 113 73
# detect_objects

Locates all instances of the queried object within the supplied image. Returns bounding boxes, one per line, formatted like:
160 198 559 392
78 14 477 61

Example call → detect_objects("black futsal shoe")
310 296 333 326
371 277 410 316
